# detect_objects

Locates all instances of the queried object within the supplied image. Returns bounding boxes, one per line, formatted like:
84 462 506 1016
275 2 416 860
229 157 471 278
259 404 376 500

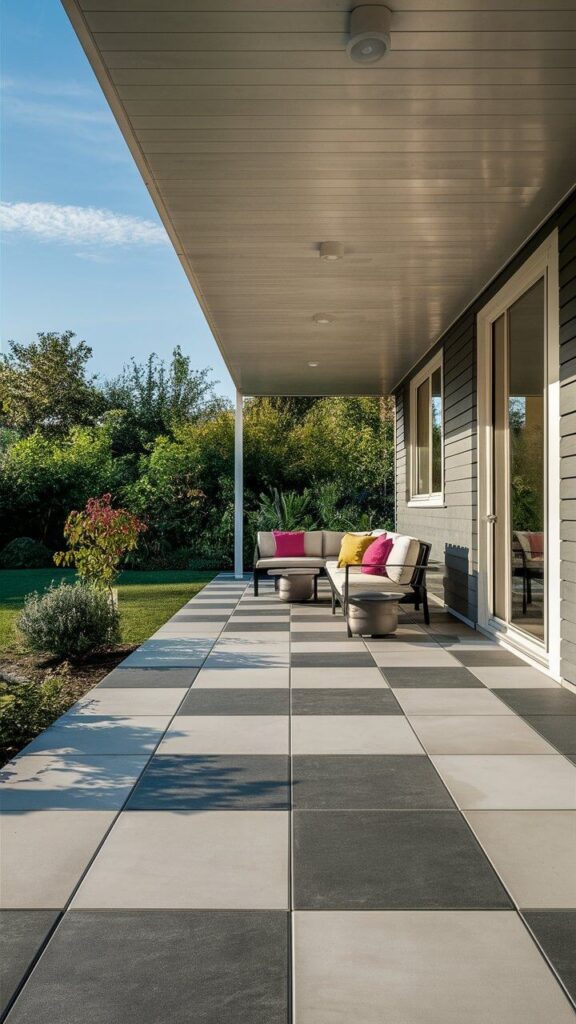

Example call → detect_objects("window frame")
408 351 444 507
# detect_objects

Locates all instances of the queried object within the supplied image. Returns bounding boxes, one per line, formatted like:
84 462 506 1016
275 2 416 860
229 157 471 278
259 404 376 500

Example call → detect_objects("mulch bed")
0 644 137 767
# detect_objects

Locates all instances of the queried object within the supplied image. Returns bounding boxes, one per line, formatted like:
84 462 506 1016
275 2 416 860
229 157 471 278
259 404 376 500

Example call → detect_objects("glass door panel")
490 279 546 643
508 279 546 640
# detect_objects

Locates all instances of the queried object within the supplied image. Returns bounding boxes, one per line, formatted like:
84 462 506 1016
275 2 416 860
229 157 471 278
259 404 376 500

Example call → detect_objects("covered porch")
4 1 574 1020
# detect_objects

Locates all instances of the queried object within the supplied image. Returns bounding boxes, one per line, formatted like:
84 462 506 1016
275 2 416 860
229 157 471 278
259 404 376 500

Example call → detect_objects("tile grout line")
0 574 248 1024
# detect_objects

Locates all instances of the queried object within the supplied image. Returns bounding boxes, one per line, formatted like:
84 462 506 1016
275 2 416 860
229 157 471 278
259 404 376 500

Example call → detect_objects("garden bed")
0 568 214 765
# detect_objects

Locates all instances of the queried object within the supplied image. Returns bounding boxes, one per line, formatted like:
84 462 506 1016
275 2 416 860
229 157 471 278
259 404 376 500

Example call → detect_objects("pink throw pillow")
361 534 394 576
273 530 306 557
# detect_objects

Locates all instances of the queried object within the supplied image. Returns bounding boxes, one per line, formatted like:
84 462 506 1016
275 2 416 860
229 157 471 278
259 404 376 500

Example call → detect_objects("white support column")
234 389 244 579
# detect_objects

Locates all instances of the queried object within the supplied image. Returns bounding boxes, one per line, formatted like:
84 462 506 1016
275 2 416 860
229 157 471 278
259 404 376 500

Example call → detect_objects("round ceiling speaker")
319 241 344 261
346 5 392 64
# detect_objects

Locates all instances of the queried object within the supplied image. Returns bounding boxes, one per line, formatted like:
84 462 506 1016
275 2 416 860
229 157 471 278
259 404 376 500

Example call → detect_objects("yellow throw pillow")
337 533 374 568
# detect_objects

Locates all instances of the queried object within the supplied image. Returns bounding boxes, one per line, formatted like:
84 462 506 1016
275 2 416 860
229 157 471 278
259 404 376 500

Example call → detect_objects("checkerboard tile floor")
1 575 575 1022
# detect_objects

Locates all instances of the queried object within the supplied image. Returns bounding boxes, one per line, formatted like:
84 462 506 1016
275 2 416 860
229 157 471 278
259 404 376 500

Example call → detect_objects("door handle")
485 514 498 523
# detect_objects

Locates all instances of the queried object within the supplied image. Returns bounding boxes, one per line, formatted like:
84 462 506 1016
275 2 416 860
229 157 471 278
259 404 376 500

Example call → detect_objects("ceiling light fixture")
312 313 333 325
319 241 344 261
308 361 319 368
346 5 392 64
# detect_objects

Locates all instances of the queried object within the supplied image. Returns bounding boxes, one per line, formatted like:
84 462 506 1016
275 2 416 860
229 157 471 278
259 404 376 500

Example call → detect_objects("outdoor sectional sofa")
253 530 432 624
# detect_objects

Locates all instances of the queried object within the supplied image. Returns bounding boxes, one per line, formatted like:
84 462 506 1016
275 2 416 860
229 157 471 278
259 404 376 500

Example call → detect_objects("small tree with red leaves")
55 494 146 592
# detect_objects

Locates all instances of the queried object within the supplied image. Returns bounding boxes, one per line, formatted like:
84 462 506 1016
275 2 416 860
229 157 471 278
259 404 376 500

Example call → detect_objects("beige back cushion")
304 531 324 557
322 531 346 557
387 536 421 586
257 530 323 558
257 531 276 557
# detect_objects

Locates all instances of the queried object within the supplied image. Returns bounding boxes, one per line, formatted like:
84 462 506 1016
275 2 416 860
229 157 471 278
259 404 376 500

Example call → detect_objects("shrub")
0 673 82 762
0 536 54 569
17 581 120 659
54 493 146 590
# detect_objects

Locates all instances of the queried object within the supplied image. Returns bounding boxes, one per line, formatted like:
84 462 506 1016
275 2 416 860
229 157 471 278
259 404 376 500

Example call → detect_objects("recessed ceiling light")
308 361 319 367
319 241 344 261
312 313 333 325
347 5 392 65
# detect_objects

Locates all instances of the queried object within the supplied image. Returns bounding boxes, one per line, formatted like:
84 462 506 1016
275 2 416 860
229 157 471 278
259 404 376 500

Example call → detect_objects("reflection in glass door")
491 278 546 643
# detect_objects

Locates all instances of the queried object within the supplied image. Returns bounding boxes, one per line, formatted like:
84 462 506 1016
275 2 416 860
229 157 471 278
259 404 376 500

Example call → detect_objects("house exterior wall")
394 188 576 684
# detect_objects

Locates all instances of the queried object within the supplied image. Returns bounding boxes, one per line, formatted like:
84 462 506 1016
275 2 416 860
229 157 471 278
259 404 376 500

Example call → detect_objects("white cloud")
0 201 169 248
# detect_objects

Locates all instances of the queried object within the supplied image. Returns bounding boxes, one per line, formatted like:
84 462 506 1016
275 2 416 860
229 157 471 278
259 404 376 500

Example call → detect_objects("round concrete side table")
346 590 404 636
268 569 319 602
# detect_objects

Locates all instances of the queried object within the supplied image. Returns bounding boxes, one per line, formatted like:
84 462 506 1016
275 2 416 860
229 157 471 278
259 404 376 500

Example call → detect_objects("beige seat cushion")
325 561 409 596
256 557 325 570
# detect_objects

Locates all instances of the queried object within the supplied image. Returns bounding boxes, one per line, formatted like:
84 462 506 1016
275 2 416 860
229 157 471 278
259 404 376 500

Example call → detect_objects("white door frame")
477 231 560 678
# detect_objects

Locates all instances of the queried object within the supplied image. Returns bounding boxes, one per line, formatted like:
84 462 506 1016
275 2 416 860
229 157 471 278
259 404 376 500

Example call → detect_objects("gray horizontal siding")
395 187 576 660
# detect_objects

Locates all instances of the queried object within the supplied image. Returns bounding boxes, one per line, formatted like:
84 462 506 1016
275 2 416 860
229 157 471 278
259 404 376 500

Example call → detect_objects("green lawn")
0 569 215 653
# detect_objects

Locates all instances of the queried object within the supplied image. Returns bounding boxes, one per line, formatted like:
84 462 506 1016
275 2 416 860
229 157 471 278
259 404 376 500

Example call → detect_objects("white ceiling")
63 0 576 395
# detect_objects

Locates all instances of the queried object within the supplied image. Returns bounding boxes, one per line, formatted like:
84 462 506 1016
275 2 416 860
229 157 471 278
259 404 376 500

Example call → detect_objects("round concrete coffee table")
346 590 404 636
268 569 319 603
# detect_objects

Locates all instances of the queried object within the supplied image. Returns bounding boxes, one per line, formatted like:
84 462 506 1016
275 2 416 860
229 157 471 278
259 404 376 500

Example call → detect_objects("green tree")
103 347 228 450
0 420 128 549
0 331 103 436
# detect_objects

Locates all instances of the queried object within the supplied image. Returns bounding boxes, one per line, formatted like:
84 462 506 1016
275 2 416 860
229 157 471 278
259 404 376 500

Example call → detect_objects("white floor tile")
431 755 576 810
293 911 576 1023
72 811 289 909
465 810 576 908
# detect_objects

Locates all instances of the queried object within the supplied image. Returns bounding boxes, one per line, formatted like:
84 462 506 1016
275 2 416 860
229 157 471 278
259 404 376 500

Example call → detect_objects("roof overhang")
62 1 576 395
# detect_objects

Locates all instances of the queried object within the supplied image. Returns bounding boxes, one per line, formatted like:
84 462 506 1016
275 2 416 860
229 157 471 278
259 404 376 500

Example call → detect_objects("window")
409 352 443 504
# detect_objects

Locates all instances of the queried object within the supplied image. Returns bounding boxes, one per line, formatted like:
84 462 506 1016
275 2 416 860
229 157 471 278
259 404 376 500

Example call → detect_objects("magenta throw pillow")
361 534 394 576
273 530 306 557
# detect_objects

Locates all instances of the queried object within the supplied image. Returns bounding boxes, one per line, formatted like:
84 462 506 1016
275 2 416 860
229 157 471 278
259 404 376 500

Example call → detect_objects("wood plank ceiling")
63 0 576 395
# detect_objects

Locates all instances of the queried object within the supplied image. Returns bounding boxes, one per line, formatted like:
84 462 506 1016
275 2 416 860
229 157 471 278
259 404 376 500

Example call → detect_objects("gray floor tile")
0 910 59 1016
468 666 560 688
5 911 288 1024
127 755 289 810
293 911 576 1023
293 810 511 909
292 756 455 810
523 911 576 1005
291 652 375 668
177 689 289 715
122 638 213 668
522 716 576 755
97 667 199 688
453 650 527 667
290 689 401 715
495 689 576 716
381 667 483 688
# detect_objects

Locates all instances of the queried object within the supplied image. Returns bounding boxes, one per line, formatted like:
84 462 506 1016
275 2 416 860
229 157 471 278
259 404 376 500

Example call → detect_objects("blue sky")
1 0 234 399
